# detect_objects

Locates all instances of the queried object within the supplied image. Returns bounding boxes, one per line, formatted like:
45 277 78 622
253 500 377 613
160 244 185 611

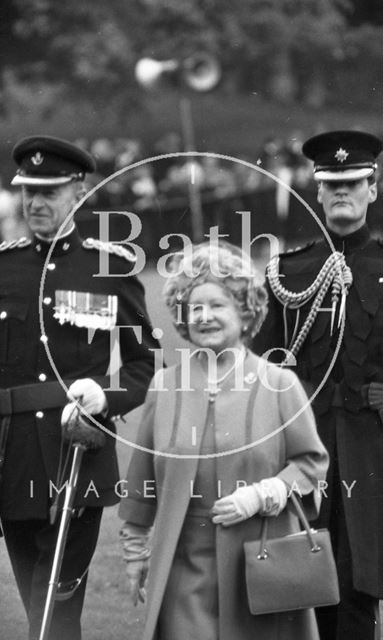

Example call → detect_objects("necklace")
203 345 247 402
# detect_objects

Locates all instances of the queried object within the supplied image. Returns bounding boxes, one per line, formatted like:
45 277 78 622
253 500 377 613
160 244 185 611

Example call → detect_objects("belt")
331 382 383 411
0 380 75 416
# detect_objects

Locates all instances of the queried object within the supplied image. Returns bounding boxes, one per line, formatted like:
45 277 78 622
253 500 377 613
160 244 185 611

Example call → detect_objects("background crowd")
3 128 383 253
0 131 313 241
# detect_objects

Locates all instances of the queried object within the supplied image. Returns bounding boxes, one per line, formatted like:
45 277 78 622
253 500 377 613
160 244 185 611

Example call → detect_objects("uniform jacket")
0 227 159 516
253 224 383 596
119 353 328 640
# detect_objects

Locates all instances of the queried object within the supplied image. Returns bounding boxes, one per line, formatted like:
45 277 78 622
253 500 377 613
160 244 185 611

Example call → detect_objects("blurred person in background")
152 131 183 185
114 137 142 171
158 157 204 197
253 130 383 640
0 175 28 240
127 165 158 211
199 156 238 199
119 241 328 640
0 135 159 640
90 137 116 176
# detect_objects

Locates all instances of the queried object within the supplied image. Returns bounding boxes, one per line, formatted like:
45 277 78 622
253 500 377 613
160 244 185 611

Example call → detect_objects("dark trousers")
2 507 103 640
315 482 380 640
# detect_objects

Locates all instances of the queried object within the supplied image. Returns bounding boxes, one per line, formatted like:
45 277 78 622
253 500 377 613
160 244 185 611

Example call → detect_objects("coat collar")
327 224 370 255
33 226 82 257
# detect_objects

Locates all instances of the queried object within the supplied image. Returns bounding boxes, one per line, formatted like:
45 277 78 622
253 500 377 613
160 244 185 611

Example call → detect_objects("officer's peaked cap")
11 135 96 187
302 130 383 181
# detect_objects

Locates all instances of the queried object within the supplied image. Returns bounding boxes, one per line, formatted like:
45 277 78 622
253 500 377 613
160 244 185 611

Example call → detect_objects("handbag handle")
257 492 321 560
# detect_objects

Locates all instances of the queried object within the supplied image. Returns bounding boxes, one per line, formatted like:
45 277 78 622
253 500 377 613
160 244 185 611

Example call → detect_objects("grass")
0 265 382 639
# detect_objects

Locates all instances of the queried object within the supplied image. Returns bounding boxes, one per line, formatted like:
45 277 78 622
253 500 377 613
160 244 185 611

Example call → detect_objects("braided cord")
83 237 136 262
267 251 353 360
287 267 334 359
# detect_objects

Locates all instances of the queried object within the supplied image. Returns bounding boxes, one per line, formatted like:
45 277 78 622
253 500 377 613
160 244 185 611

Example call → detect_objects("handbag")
243 492 340 615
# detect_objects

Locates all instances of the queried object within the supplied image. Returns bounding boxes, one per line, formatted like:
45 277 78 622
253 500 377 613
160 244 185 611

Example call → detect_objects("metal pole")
39 443 86 640
179 96 204 242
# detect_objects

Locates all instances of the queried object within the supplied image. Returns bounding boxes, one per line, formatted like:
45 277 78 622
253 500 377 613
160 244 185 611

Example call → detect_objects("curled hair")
163 241 268 342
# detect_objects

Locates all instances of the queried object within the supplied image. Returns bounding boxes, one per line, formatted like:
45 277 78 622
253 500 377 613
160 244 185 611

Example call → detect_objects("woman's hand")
211 478 288 526
126 558 149 606
211 485 262 526
120 522 151 605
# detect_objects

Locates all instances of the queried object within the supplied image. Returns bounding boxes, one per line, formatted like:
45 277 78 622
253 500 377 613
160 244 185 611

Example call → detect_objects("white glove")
61 401 78 427
126 559 149 606
67 378 107 415
211 478 288 527
211 484 262 526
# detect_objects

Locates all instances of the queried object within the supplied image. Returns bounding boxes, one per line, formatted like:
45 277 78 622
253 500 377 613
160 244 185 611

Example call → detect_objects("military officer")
252 130 383 640
0 135 160 640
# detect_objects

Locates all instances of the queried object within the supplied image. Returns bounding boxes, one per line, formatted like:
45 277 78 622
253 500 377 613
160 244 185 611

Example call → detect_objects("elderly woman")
119 241 328 640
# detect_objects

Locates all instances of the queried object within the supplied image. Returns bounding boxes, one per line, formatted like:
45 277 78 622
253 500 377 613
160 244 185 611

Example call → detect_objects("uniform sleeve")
251 276 286 363
96 275 161 416
118 376 158 527
275 367 329 519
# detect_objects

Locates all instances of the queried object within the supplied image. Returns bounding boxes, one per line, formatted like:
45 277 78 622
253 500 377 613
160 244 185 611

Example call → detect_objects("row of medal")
54 290 118 331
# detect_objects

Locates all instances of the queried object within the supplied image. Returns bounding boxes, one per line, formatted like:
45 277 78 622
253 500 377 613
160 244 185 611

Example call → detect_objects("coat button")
40 335 48 343
47 263 56 271
43 297 52 305
0 311 7 320
36 411 44 419
38 373 47 382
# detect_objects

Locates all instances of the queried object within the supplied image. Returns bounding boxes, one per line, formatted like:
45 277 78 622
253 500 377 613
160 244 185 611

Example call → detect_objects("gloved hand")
211 478 288 527
67 378 107 416
211 484 262 527
126 559 149 606
61 401 106 449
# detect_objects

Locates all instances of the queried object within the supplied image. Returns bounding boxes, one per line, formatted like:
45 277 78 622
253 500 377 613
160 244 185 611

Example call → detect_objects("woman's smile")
187 282 244 353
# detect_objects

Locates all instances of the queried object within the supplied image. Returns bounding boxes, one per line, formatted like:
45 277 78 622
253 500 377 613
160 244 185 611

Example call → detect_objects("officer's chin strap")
267 251 353 361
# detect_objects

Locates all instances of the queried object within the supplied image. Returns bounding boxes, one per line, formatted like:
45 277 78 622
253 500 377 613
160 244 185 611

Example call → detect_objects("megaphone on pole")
135 53 222 92
134 58 179 88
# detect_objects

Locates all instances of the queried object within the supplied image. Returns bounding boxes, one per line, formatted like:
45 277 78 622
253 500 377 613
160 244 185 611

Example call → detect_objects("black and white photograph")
1 1 383 639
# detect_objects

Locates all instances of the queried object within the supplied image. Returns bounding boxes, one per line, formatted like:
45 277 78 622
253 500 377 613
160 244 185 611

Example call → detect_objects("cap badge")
334 147 349 163
31 151 44 166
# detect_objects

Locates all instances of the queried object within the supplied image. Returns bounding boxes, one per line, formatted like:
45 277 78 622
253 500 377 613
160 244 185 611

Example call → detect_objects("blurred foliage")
0 0 143 119
0 0 382 123
339 0 383 25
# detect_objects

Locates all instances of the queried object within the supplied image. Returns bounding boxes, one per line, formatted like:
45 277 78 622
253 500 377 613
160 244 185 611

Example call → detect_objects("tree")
337 0 383 26
0 0 380 120
0 0 143 119
123 0 347 104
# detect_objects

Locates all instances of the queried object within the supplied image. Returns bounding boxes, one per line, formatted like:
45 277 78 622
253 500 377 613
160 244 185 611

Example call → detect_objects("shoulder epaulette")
0 237 32 252
82 237 136 262
280 241 315 258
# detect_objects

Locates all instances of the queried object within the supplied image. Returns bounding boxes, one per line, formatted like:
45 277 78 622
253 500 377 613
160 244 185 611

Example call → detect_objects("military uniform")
253 131 383 640
0 136 160 640
0 228 159 516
